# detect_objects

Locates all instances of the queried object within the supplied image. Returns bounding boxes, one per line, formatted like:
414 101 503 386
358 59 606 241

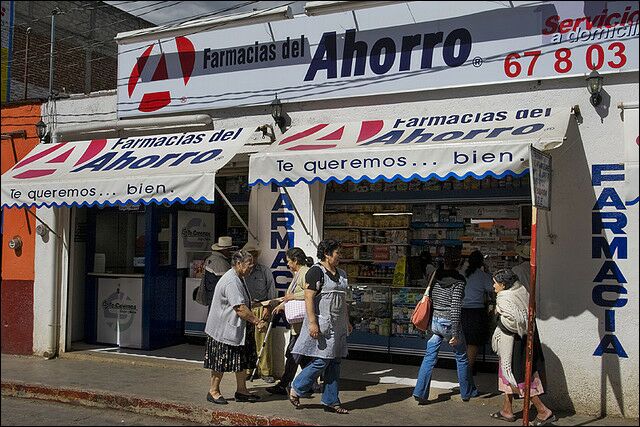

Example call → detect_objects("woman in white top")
203 250 268 405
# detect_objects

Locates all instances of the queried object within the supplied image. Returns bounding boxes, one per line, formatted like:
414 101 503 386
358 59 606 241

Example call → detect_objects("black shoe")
261 376 276 384
414 396 429 405
266 384 288 395
235 392 261 402
206 392 228 405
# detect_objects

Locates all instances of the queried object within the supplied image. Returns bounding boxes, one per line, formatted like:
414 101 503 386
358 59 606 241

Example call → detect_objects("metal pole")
23 27 31 100
214 183 259 243
282 186 318 249
522 207 537 426
48 9 60 98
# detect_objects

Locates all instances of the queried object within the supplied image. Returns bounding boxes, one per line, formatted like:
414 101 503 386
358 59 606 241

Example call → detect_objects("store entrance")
324 175 531 362
65 176 251 356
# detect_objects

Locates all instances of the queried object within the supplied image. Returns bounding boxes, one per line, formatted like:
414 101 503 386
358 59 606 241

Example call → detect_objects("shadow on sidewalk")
343 386 415 410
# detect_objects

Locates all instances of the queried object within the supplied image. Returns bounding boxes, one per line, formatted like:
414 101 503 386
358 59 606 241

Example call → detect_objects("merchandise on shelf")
349 286 391 337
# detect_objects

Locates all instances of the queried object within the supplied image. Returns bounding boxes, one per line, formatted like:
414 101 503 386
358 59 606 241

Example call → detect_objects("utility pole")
23 27 31 100
48 8 61 98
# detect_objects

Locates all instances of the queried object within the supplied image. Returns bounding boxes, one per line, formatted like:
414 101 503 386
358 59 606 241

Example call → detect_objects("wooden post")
522 207 537 425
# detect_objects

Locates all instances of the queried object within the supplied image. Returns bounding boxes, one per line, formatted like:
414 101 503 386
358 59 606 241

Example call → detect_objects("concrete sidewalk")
1 352 636 426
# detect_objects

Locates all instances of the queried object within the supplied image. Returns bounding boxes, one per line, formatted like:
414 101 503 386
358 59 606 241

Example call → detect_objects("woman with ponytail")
266 247 314 396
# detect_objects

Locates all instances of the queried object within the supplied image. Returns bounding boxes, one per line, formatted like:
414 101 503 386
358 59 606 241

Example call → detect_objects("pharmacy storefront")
113 0 638 416
1 128 256 349
2 0 635 417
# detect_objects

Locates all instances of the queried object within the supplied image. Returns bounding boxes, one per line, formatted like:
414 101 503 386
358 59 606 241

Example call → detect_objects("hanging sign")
529 146 552 210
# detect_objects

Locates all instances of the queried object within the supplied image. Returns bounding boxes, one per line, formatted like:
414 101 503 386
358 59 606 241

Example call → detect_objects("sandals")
287 388 300 409
530 413 557 426
490 411 517 422
324 405 349 414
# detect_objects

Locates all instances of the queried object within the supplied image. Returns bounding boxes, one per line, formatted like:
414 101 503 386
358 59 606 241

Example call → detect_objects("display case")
348 284 391 352
347 284 497 360
390 287 428 354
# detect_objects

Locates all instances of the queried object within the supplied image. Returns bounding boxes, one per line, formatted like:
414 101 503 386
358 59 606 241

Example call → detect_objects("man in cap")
200 236 237 306
512 243 531 291
243 242 277 383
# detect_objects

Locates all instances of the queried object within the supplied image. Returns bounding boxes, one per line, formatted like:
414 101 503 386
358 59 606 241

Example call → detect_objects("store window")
222 176 249 248
324 175 531 357
156 210 173 267
94 207 145 274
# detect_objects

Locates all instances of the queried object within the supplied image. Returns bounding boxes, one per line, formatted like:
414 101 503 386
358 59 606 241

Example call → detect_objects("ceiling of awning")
249 108 569 187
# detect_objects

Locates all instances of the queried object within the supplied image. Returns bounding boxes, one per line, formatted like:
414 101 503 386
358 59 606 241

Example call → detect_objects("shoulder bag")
411 270 437 332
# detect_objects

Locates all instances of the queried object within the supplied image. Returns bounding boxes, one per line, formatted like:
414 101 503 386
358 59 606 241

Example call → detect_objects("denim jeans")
291 357 341 407
413 316 478 400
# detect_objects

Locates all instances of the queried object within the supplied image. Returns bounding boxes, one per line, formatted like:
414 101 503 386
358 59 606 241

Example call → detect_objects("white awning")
2 128 253 208
249 108 569 187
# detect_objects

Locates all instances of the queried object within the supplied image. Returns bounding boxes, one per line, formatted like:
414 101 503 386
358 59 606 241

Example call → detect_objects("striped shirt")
431 270 466 339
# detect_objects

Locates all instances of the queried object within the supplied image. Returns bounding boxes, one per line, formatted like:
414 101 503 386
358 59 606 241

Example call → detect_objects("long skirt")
203 324 257 373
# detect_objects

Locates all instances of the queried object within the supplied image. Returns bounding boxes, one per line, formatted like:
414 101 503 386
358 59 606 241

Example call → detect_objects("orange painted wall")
1 103 41 281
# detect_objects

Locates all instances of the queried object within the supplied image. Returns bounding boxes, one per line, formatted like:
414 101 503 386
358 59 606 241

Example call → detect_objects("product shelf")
410 239 463 246
325 226 410 230
410 222 465 228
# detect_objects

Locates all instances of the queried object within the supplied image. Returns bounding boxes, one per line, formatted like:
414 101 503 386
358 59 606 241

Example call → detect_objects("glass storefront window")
156 210 173 267
94 208 145 274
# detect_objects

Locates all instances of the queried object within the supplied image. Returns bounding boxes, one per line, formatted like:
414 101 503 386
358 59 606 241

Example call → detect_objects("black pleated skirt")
203 324 257 372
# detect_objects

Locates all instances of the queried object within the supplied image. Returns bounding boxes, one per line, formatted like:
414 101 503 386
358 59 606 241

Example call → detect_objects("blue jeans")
413 316 478 401
291 357 341 407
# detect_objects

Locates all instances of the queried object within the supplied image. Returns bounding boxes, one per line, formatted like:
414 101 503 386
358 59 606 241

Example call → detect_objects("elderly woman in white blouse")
203 250 267 405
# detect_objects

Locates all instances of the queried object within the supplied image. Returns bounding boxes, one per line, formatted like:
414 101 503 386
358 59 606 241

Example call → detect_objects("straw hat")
515 243 530 259
242 242 261 256
211 236 236 251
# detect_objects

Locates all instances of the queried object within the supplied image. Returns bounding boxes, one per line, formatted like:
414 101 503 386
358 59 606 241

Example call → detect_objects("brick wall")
7 1 152 101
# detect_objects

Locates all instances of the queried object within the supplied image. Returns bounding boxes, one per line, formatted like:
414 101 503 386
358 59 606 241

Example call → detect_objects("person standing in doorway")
289 239 352 414
203 250 267 405
413 252 479 405
511 243 531 291
266 247 314 395
461 250 495 377
200 236 236 306
243 243 277 384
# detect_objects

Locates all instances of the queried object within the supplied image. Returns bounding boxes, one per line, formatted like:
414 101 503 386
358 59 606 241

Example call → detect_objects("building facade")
1 1 638 418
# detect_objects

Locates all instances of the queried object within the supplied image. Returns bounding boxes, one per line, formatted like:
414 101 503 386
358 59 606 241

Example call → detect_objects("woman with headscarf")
490 268 556 425
203 250 268 405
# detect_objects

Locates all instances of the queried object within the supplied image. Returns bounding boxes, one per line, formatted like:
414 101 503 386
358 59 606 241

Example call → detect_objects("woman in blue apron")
289 239 352 414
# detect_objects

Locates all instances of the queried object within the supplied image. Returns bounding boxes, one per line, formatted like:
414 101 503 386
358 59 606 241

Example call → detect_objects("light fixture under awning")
1 128 253 208
249 108 569 187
